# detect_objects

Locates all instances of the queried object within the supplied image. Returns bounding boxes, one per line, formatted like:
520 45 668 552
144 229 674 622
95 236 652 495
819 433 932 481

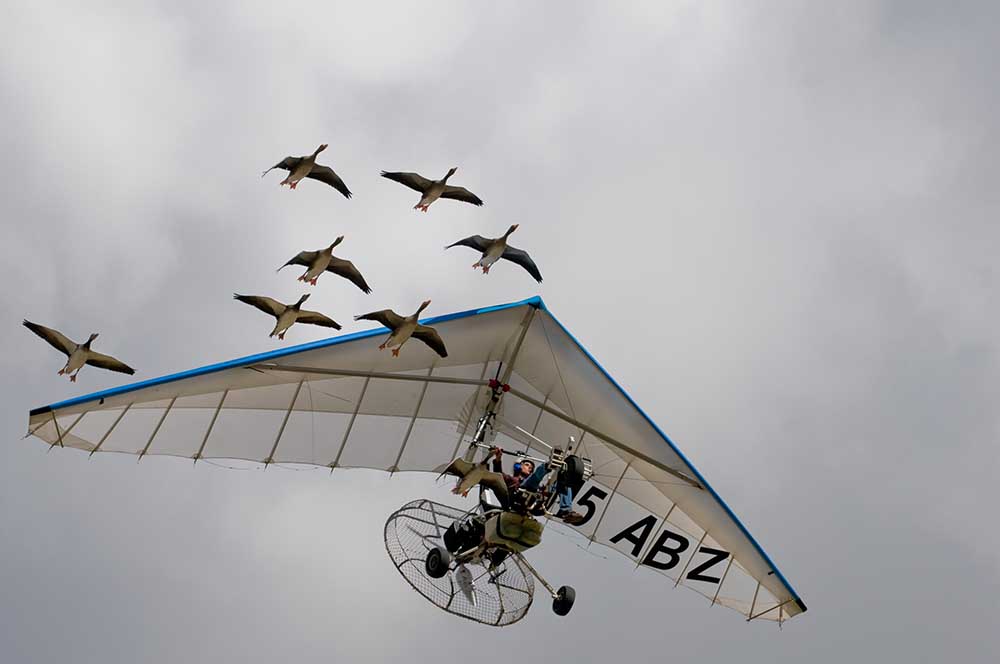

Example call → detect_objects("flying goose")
380 167 483 212
262 144 352 198
445 224 543 282
354 300 447 357
233 293 341 340
440 456 509 502
277 236 372 292
23 320 135 382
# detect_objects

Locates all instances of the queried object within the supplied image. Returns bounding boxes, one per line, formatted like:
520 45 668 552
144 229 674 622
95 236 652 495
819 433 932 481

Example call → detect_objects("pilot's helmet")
513 458 535 476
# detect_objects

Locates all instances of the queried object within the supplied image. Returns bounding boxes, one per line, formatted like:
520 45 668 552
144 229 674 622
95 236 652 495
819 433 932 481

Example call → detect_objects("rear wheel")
552 585 576 616
425 546 452 579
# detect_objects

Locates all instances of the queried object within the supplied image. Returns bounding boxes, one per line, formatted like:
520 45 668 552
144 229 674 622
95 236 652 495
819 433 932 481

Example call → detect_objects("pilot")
491 448 584 524
490 448 533 491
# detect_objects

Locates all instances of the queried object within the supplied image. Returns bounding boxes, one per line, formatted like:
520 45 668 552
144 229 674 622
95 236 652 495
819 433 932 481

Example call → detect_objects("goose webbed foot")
70 374 77 383
278 332 285 340
391 348 400 357
289 181 298 190
309 278 318 286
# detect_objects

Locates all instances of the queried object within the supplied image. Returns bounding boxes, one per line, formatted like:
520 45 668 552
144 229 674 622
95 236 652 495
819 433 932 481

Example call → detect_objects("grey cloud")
1 1 998 662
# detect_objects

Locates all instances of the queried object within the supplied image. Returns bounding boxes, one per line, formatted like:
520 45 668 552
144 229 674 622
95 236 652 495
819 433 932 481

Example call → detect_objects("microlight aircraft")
26 297 806 626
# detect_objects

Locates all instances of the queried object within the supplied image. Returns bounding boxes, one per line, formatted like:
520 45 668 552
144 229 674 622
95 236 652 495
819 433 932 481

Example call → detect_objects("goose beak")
317 144 328 153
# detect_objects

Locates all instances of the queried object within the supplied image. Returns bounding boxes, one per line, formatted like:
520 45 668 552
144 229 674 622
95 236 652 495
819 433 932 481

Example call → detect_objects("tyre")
425 545 452 579
561 455 586 492
552 585 576 616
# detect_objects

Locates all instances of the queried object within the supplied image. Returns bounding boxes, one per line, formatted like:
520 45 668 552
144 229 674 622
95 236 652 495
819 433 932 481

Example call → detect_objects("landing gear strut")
514 552 578 616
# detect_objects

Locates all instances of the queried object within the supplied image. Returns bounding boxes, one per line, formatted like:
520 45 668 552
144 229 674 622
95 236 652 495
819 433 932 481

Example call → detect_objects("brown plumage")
380 167 483 211
354 300 447 357
262 144 352 198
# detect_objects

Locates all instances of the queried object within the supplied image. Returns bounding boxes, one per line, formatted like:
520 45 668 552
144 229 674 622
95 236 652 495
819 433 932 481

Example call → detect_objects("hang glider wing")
25 296 806 624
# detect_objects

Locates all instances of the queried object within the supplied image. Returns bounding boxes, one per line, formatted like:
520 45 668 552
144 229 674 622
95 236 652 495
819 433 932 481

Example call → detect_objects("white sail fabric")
26 296 806 623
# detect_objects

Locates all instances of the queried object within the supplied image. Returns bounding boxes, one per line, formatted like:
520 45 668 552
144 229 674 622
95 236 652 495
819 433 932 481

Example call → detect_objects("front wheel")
561 455 586 491
552 585 576 616
425 546 452 579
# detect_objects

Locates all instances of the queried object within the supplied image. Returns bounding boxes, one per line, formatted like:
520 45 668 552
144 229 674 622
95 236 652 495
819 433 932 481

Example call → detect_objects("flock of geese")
23 144 544 382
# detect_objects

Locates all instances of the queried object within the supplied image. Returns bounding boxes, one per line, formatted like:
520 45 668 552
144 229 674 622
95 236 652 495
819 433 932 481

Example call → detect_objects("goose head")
443 167 457 181
329 235 345 251
83 332 99 348
417 299 432 315
313 144 328 156
293 294 311 309
504 224 519 237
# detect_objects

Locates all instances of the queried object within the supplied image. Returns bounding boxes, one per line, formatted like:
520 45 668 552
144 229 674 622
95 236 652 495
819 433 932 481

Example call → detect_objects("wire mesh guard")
384 499 535 627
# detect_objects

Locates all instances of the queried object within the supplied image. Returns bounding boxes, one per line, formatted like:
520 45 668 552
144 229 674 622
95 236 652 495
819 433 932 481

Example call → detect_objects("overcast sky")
2 1 998 662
